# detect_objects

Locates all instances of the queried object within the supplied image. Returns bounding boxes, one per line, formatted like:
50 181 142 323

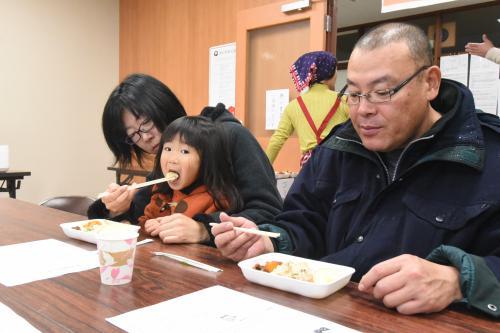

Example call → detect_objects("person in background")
137 116 243 244
212 23 500 318
465 34 500 64
265 51 349 167
88 74 282 235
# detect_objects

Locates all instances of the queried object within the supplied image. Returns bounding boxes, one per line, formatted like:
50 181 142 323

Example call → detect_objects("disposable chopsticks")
209 223 280 238
152 251 222 272
97 174 177 199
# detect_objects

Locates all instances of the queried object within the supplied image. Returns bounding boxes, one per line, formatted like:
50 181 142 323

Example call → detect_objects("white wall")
0 0 119 203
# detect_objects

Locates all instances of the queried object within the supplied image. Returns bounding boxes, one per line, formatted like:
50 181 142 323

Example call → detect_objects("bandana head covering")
289 51 337 92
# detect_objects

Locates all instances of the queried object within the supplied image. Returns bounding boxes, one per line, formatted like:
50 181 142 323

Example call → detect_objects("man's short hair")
353 22 433 67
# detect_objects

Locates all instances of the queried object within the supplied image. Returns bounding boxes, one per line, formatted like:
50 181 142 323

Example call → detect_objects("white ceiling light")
281 0 310 13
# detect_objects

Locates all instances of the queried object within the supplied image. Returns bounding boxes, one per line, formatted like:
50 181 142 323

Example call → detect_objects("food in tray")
254 260 336 284
313 267 338 284
254 260 282 273
72 220 105 232
240 253 355 298
61 219 141 244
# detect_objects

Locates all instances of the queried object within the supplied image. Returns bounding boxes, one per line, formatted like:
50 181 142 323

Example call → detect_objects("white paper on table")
209 42 236 108
107 285 360 333
440 54 468 86
0 239 98 286
469 55 499 115
0 302 41 333
265 89 289 130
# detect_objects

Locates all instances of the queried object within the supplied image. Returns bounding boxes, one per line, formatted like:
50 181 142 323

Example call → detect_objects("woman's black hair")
151 116 243 213
102 73 187 167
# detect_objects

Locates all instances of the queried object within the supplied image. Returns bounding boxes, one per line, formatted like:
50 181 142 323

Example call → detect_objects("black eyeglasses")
124 119 155 145
342 66 429 106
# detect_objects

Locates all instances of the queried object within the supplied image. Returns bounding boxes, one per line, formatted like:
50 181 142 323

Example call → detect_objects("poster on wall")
265 89 289 130
381 0 456 13
440 54 499 115
440 54 468 86
469 55 499 115
209 42 236 108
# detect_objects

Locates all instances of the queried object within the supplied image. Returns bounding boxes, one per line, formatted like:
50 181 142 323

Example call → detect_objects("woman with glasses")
88 74 282 245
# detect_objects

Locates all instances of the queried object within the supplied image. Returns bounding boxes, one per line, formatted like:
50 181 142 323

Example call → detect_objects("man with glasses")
212 22 500 317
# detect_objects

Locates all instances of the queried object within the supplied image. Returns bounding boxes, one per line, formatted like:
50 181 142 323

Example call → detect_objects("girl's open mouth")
166 171 179 182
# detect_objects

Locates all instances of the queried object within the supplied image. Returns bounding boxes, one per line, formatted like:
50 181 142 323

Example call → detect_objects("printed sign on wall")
209 43 236 109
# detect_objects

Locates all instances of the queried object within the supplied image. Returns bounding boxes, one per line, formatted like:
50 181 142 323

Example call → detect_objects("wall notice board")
209 43 236 108
440 54 499 115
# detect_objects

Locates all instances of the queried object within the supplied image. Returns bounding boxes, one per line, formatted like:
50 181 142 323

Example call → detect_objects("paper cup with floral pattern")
96 229 139 285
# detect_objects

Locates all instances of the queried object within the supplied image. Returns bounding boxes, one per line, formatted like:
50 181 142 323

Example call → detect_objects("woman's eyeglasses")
124 120 155 145
341 66 429 106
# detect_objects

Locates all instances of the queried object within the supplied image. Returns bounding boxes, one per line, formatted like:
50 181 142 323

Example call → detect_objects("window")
336 29 359 66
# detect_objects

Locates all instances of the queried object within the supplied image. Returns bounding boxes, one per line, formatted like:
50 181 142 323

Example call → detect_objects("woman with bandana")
266 51 349 167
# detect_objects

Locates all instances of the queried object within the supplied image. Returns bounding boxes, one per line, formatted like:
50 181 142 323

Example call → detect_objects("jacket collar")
323 79 484 171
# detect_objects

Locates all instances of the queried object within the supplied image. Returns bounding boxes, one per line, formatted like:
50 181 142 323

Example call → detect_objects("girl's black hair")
151 116 243 213
102 73 187 167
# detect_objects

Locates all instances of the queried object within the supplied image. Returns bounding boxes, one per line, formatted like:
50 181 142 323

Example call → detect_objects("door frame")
235 0 327 124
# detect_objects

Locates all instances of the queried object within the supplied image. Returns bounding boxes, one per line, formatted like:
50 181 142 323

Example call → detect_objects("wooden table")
0 198 497 332
0 170 31 198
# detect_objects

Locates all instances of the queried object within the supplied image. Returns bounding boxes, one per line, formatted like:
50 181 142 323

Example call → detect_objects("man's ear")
425 65 441 101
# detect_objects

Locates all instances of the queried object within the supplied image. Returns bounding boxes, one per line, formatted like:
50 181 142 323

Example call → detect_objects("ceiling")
337 0 497 28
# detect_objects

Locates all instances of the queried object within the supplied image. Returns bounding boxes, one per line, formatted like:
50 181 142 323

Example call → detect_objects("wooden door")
236 0 327 172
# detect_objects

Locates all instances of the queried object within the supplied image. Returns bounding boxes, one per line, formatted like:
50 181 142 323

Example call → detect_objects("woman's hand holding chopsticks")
98 174 177 217
100 183 137 217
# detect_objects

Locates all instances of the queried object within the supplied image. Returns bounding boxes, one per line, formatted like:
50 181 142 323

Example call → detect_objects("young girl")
138 116 243 244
